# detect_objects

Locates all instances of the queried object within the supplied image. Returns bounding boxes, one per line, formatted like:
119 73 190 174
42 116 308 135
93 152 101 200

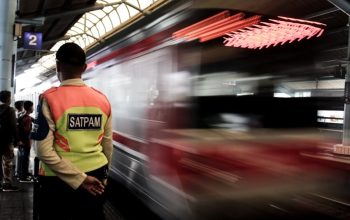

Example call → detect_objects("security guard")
31 43 113 220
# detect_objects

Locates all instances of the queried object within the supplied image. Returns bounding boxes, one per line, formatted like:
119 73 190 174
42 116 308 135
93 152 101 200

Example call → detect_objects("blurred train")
16 1 350 219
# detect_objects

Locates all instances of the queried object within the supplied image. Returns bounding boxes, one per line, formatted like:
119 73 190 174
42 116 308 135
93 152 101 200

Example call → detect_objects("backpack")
0 106 10 131
0 106 11 154
17 114 33 141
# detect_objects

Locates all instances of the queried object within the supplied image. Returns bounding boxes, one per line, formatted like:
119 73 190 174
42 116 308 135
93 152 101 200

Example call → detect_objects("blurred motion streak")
173 10 231 38
173 10 261 42
19 2 349 219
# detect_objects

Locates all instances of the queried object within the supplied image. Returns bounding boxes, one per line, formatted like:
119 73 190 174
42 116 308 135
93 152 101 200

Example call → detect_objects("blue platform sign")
23 32 42 50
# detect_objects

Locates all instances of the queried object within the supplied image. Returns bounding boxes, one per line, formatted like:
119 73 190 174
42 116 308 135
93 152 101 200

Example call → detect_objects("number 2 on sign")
29 35 37 46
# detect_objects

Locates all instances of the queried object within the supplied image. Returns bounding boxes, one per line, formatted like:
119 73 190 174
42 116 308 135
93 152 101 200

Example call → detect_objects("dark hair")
23 100 33 111
15 100 24 110
56 43 86 66
0 90 11 103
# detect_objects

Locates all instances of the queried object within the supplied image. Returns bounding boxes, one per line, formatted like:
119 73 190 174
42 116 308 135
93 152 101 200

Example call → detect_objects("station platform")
0 177 159 220
0 180 33 220
0 180 123 220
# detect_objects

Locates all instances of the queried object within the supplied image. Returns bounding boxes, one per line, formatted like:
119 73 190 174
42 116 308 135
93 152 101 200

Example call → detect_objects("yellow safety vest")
39 85 111 176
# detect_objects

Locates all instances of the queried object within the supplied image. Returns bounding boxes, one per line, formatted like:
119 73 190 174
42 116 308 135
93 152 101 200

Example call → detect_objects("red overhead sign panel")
173 11 326 49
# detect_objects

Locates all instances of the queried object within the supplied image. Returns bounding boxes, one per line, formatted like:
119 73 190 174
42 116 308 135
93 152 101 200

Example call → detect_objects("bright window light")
70 26 83 34
139 0 154 10
109 11 121 26
102 16 113 32
77 38 86 48
127 6 139 17
67 30 77 36
117 4 130 23
16 73 41 92
81 19 94 28
127 0 140 8
274 92 291 98
75 23 85 31
91 10 106 19
87 14 100 23
317 110 344 124
103 6 114 14
31 63 40 68
96 22 107 36
86 32 95 42
294 91 311 97
91 26 100 37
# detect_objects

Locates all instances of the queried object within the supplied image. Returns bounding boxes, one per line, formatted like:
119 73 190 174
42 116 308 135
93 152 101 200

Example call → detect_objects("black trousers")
38 166 107 220
18 144 30 179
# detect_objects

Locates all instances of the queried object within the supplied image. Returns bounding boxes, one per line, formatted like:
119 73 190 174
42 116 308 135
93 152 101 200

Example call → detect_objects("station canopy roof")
15 0 168 91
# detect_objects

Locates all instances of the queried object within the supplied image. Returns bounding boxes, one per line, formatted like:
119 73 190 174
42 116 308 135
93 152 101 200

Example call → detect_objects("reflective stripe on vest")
40 85 111 176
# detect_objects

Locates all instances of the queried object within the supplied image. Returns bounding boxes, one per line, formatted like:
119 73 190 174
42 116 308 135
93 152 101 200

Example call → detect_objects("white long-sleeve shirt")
35 78 113 189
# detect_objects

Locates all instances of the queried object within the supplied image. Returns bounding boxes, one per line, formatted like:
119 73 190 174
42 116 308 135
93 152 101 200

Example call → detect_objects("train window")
295 91 311 97
273 93 291 98
194 96 320 129
317 110 344 125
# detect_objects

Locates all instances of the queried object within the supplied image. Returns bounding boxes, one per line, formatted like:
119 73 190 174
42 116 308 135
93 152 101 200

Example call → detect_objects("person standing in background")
0 91 20 192
14 100 25 178
14 101 25 119
31 43 113 220
17 101 34 182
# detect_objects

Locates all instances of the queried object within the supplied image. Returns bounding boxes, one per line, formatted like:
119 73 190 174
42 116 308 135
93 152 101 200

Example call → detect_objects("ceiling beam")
303 7 339 19
328 0 350 16
40 0 49 15
15 18 44 26
16 1 123 24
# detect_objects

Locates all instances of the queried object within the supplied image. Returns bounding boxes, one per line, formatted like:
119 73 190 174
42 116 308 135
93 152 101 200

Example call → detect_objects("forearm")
9 109 17 143
34 99 87 189
102 115 113 168
36 131 87 189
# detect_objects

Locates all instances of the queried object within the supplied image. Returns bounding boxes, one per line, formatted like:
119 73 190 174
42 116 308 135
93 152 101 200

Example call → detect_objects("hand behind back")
81 175 105 196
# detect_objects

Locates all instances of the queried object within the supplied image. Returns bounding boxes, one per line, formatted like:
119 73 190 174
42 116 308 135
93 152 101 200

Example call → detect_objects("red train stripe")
112 131 146 153
86 31 167 70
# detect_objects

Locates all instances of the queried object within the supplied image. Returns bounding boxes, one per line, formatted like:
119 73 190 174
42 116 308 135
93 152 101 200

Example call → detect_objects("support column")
327 0 350 154
0 0 17 91
335 17 350 155
12 38 18 92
